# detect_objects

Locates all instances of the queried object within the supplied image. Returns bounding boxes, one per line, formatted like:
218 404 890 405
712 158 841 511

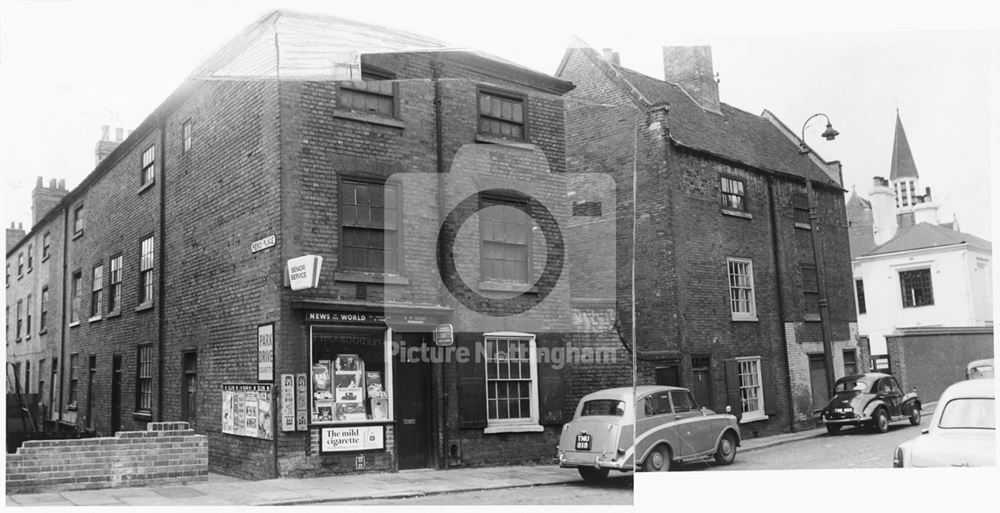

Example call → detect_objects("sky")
0 0 996 243
0 0 997 507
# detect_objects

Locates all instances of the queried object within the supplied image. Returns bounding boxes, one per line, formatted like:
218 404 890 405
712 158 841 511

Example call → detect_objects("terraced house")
4 11 632 478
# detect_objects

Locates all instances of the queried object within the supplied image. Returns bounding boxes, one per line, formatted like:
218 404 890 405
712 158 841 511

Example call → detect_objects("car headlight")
892 447 904 468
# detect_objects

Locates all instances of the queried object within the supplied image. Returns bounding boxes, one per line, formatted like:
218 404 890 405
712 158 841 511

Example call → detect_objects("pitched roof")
862 222 991 257
847 189 871 210
611 65 835 184
889 111 920 181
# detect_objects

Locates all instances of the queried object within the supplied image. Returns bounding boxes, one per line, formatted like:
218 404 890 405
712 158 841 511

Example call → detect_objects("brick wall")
885 328 994 402
5 421 207 494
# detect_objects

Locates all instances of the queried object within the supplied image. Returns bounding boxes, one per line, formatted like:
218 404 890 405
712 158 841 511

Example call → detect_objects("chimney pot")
36 176 43 187
101 125 110 140
115 127 124 142
49 179 56 188
58 179 65 190
18 222 23 230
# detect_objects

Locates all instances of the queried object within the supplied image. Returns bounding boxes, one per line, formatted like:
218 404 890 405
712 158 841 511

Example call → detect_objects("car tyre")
578 467 610 483
642 445 671 472
873 408 889 433
825 424 841 435
909 408 921 426
714 432 737 465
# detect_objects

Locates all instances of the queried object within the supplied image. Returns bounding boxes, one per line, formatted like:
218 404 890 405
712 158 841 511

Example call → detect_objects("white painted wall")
853 244 991 354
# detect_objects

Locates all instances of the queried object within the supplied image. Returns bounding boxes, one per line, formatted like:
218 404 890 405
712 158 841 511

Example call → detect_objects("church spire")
889 111 920 181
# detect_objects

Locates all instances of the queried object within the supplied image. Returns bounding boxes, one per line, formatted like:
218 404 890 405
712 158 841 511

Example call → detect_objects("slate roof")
612 65 836 184
889 111 920 180
862 222 991 257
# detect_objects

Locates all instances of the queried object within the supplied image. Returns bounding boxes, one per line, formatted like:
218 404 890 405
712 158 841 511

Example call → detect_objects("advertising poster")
257 324 274 382
221 384 273 440
320 426 385 452
295 373 308 431
281 374 296 432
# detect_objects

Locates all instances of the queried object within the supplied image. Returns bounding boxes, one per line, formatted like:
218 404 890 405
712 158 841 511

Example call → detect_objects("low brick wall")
5 421 208 494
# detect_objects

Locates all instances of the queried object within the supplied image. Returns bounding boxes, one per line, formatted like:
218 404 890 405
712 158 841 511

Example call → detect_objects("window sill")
138 181 155 195
88 316 102 323
334 271 410 285
803 314 822 322
69 321 80 328
39 328 48 336
794 222 812 230
25 334 31 340
478 281 537 294
132 411 152 421
484 423 544 434
333 110 406 129
731 315 758 322
73 230 84 241
135 302 154 313
475 134 534 150
42 255 50 263
105 310 121 319
722 209 752 220
739 414 769 424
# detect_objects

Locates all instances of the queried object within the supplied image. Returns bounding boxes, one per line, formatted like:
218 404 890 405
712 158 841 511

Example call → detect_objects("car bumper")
822 414 871 424
558 450 632 471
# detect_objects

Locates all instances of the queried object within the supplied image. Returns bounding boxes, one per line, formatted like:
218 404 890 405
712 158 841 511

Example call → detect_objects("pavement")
6 402 935 507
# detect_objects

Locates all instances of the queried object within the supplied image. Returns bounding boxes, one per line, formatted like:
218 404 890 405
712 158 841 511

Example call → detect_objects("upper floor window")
337 80 395 118
68 353 79 406
721 176 747 212
727 258 757 321
801 264 819 318
16 299 23 340
182 120 193 153
899 268 934 308
17 252 24 277
40 286 49 331
25 293 31 336
478 90 525 140
108 255 123 313
136 344 153 412
480 197 530 283
140 145 156 187
6 263 9 287
70 271 82 323
139 236 155 305
27 244 33 272
339 181 399 273
42 232 50 260
855 279 867 315
73 205 84 235
91 264 103 319
793 192 811 227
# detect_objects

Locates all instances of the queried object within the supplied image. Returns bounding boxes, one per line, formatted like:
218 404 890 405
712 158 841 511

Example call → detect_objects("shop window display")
311 328 391 424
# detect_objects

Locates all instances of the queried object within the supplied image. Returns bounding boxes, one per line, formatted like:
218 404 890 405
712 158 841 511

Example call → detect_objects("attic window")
720 176 747 212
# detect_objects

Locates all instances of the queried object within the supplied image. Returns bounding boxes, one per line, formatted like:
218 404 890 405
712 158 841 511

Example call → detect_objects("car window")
644 393 671 416
835 380 866 393
886 378 902 394
877 379 892 394
581 399 626 417
938 398 995 430
670 391 695 413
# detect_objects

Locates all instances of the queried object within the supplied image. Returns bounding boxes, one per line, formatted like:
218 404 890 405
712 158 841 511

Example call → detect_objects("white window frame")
727 258 758 321
483 331 543 434
736 356 768 423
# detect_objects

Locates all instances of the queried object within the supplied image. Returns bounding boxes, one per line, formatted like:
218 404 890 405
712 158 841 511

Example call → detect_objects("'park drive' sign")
287 255 323 290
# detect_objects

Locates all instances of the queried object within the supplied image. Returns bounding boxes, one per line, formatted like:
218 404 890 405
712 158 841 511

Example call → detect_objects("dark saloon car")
820 373 921 434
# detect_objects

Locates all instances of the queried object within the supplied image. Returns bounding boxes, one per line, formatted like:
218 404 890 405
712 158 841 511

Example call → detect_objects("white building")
848 111 993 356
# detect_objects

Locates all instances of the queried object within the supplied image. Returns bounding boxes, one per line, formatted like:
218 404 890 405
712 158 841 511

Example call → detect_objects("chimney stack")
601 48 621 66
869 175 898 245
95 125 123 165
6 222 26 252
32 175 69 227
662 46 721 114
115 127 124 142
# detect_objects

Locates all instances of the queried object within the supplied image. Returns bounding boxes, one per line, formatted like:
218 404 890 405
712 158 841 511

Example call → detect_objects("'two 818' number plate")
575 433 592 450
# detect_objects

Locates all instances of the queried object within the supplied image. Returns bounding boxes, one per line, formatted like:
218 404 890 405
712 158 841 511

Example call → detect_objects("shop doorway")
394 337 432 470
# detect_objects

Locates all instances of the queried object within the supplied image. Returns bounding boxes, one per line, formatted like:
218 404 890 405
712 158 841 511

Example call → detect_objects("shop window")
484 333 539 429
310 327 392 424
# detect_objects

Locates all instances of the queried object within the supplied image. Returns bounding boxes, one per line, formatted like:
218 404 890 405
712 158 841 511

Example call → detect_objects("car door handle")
675 415 683 421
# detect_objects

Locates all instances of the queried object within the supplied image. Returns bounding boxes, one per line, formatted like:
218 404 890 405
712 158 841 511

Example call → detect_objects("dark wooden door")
111 355 122 433
655 365 681 387
691 357 712 409
394 337 432 470
809 354 829 410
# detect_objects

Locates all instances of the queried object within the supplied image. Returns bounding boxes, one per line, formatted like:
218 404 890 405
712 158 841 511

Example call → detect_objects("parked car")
893 378 995 467
820 373 921 434
557 385 740 481
966 358 994 380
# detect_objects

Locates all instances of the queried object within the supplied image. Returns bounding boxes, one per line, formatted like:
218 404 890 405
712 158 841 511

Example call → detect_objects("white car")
893 379 995 468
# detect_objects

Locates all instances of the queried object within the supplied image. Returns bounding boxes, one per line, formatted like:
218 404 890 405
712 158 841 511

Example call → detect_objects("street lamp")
799 113 839 402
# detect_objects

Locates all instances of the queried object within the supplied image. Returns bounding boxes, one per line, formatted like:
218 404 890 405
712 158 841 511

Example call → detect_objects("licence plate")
835 407 853 414
575 433 592 451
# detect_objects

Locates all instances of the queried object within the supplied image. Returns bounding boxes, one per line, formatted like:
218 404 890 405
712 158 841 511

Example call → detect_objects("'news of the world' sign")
287 255 323 291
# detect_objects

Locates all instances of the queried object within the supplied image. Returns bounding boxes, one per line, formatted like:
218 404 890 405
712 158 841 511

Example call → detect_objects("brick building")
5 12 631 478
557 43 864 435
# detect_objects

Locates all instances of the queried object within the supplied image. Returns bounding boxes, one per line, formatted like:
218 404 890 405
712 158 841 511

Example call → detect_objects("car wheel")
873 409 889 433
909 408 921 426
642 445 671 472
578 467 610 483
825 424 841 435
714 432 737 465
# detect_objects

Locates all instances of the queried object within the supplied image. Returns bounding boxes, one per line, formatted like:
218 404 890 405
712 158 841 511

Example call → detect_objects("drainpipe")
157 114 167 422
432 61 449 469
766 176 796 432
57 204 68 428
806 179 836 396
